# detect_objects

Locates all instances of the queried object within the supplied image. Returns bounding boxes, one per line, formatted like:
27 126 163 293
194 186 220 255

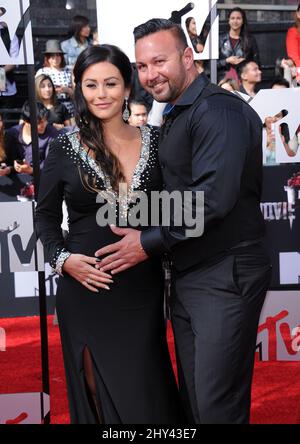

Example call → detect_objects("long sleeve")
187 106 249 226
217 34 230 70
4 131 19 167
217 56 228 70
39 125 60 170
286 27 300 68
35 137 71 274
249 35 260 67
141 101 256 257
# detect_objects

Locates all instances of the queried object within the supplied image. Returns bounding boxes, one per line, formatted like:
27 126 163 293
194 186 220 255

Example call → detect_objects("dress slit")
83 345 105 424
81 344 122 424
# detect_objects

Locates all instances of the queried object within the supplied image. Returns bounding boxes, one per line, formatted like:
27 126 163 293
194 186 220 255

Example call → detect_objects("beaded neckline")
67 125 150 196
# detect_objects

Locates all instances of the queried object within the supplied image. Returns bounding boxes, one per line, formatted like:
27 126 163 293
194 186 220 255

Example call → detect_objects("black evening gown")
35 126 182 424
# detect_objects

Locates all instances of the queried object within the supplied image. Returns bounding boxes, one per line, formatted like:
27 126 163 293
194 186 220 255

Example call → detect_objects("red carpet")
0 316 300 424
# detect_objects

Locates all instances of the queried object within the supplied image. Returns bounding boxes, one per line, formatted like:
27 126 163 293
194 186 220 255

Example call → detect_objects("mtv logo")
0 392 50 424
96 0 219 62
0 0 34 65
250 88 300 165
257 291 300 361
0 201 44 274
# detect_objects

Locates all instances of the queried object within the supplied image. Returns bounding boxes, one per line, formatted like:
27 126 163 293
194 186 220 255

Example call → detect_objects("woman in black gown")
35 44 182 424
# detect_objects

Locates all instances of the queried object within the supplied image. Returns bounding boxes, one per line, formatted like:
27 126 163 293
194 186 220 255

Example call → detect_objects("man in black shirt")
95 19 271 424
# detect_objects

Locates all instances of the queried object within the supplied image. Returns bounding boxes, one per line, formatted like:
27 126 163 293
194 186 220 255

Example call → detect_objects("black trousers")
170 244 272 424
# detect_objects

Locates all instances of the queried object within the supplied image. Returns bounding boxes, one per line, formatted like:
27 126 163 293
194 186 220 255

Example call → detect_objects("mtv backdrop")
0 202 43 273
257 291 300 361
261 164 300 289
0 393 50 424
96 0 219 62
249 88 300 165
0 0 34 65
0 202 55 317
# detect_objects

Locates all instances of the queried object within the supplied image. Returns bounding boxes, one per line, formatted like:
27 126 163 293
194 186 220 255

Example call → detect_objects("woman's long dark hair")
35 74 57 106
228 7 250 55
69 15 90 43
185 17 194 37
73 44 133 191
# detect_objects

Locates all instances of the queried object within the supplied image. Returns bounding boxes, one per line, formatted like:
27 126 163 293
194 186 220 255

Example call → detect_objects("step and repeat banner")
257 291 300 361
0 201 56 318
251 88 300 289
252 87 300 361
0 0 49 425
0 0 55 318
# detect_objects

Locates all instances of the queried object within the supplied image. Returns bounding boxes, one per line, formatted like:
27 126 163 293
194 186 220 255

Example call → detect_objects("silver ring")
86 278 92 284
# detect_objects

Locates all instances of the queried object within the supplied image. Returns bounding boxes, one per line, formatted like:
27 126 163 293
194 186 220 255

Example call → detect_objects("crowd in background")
0 4 300 200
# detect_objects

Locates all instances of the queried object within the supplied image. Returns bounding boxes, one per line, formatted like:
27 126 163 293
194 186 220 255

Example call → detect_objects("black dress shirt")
141 73 265 272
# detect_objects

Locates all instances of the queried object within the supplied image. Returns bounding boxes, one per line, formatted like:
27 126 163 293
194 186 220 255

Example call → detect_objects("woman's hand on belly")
62 254 114 293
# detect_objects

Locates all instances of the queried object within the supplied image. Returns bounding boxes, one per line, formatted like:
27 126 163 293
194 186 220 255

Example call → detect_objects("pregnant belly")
65 223 121 256
65 224 164 289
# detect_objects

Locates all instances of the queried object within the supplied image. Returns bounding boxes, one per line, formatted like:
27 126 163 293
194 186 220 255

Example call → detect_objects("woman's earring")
122 97 130 122
79 116 88 126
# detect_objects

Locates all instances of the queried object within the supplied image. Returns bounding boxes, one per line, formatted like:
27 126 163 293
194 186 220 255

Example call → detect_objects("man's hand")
95 225 148 275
